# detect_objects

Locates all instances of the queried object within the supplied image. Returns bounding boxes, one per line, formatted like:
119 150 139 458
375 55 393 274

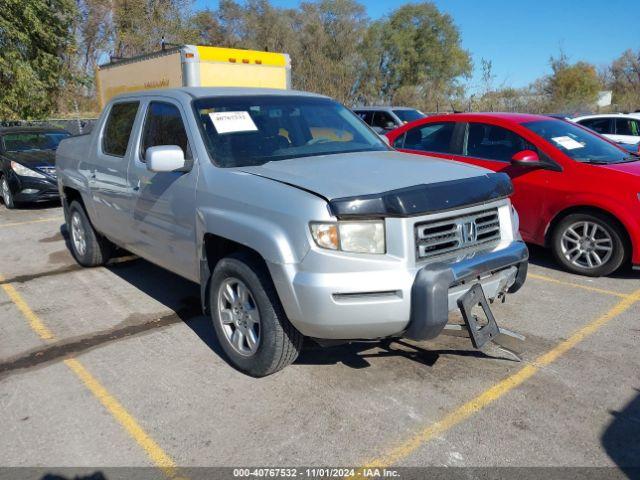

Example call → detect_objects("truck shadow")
296 338 492 369
104 257 493 372
601 389 640 479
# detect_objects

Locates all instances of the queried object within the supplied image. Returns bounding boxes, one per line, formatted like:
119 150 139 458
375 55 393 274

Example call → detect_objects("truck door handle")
133 180 141 191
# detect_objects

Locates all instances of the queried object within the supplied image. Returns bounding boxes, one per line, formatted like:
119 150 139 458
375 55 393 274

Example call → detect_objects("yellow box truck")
96 45 292 108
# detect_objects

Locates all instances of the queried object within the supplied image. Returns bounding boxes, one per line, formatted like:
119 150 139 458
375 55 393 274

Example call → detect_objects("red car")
386 113 640 276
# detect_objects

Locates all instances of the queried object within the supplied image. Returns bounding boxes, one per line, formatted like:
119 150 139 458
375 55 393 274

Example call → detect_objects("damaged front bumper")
405 240 528 342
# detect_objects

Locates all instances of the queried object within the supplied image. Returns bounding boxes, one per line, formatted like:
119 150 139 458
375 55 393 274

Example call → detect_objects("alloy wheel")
217 277 261 356
70 212 87 257
1 178 11 205
560 220 613 269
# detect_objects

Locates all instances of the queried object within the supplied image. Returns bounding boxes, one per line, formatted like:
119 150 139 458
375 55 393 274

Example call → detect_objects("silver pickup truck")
56 87 528 376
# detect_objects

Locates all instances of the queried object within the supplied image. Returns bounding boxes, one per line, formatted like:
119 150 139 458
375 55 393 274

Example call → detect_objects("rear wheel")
210 252 303 377
67 201 113 267
1 176 15 209
551 212 626 277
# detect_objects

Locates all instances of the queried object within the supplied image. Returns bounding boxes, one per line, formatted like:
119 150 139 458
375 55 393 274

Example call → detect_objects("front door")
126 99 199 281
455 122 555 241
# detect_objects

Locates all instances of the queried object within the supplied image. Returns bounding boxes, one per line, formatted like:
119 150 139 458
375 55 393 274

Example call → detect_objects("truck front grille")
415 208 501 260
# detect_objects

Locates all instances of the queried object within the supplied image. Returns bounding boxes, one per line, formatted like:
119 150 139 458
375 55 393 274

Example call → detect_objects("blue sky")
194 0 640 90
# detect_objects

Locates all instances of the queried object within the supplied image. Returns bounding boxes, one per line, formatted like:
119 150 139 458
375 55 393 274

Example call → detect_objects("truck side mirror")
145 145 186 172
511 149 542 167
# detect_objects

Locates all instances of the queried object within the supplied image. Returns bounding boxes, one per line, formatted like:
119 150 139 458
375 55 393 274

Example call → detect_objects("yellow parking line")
528 272 628 298
361 289 640 468
1 280 55 340
0 218 60 229
0 274 183 479
64 358 180 477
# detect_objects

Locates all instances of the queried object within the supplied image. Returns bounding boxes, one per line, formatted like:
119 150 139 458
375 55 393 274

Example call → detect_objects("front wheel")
210 252 303 377
1 176 15 209
67 201 113 267
551 213 627 277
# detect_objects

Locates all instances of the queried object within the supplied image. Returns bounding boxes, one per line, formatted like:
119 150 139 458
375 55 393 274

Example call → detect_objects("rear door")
126 98 199 281
92 100 141 244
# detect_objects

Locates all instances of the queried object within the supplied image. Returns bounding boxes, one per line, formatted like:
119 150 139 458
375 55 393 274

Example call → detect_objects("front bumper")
405 241 528 341
271 240 528 340
9 173 59 203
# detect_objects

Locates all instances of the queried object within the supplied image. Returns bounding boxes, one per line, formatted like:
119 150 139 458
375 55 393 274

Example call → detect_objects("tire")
1 176 15 209
209 252 303 377
551 212 627 277
67 200 113 267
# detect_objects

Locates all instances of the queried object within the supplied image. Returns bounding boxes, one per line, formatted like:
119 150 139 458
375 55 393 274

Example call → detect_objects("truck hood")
2 150 56 168
239 150 489 200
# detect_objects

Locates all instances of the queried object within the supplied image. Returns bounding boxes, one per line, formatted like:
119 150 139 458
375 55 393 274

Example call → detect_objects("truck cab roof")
110 87 326 103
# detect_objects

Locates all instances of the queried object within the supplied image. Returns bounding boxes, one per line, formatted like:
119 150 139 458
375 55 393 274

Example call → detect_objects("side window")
579 118 612 134
102 102 140 157
371 111 396 129
403 122 456 153
141 102 191 160
615 118 640 136
354 111 373 125
466 123 535 162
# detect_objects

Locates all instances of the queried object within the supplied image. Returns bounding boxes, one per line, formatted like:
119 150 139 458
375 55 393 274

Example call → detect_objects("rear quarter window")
102 102 140 157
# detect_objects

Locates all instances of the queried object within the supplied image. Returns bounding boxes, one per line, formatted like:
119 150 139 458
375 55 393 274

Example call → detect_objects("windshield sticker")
209 111 258 134
551 136 584 150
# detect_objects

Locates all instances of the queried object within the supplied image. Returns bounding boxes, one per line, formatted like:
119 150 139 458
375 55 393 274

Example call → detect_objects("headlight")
310 221 385 254
511 204 520 237
11 161 45 178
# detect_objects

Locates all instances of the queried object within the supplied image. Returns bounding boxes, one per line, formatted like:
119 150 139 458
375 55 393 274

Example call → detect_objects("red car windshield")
523 119 634 164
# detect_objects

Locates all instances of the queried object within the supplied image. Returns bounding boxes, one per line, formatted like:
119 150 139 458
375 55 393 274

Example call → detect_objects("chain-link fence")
0 118 98 136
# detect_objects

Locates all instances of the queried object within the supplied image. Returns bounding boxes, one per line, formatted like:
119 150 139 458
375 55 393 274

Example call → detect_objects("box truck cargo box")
96 45 291 107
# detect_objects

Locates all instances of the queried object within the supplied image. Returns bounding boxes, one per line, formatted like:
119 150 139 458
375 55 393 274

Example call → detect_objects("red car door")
446 121 557 242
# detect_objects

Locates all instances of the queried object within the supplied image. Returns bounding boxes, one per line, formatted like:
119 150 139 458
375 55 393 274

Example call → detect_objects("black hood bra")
328 172 514 219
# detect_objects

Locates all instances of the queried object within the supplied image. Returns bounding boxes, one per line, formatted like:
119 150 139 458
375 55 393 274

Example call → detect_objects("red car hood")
601 160 640 176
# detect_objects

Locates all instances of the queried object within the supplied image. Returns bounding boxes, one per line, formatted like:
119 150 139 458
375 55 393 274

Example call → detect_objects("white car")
572 113 640 146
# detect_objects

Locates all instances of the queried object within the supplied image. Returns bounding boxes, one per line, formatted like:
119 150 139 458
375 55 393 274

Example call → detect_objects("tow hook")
442 283 525 361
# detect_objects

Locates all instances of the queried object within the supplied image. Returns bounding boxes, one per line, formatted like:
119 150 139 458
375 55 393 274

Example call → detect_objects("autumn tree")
609 49 640 111
545 53 601 112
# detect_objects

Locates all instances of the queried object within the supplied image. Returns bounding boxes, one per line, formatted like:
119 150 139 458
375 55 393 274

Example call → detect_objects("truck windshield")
523 119 633 164
194 95 389 167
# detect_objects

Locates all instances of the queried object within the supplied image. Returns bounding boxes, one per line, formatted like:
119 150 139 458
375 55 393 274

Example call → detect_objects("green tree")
294 0 368 102
0 0 77 119
545 53 601 111
357 2 471 110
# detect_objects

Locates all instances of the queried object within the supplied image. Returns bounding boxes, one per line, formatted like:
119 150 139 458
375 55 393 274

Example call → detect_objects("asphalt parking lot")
1 205 639 478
